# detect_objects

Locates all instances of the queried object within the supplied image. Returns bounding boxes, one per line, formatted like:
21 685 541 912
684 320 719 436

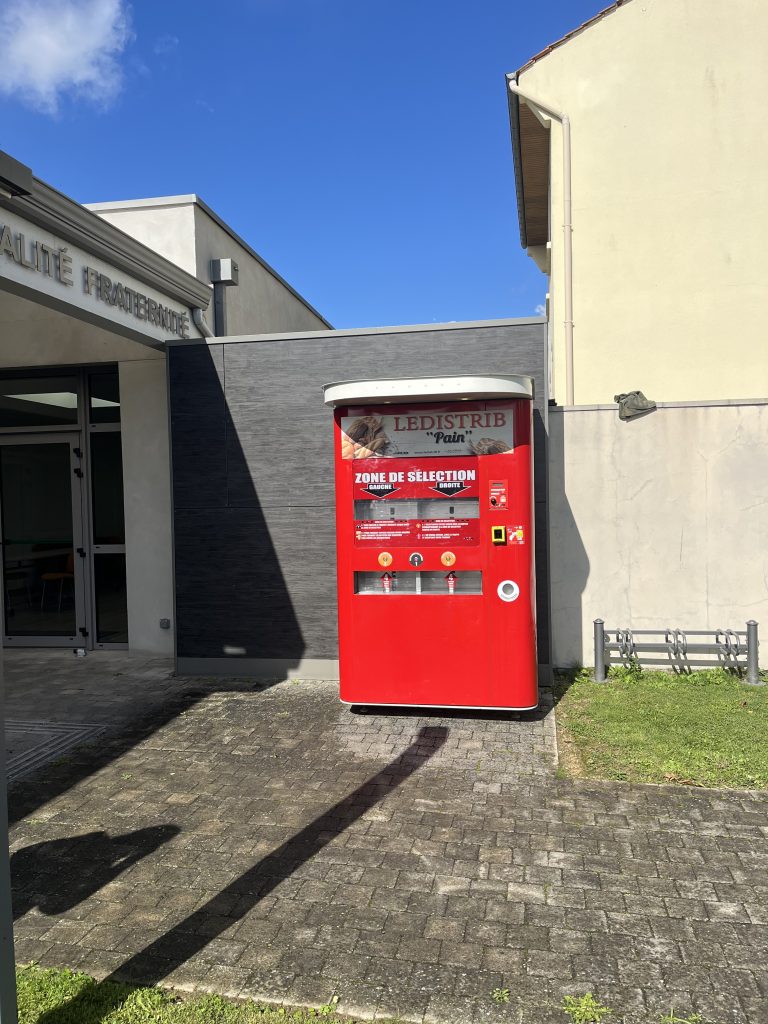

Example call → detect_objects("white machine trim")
323 374 534 407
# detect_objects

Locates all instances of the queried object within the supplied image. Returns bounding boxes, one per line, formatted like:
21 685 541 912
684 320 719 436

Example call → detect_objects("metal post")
0 653 18 1023
746 621 761 686
594 619 606 682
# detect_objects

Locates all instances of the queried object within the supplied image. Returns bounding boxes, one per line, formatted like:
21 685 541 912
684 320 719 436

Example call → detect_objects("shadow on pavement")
8 685 237 826
37 725 448 1024
12 825 180 920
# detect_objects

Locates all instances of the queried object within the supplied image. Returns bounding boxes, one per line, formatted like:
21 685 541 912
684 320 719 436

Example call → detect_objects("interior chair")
40 552 75 612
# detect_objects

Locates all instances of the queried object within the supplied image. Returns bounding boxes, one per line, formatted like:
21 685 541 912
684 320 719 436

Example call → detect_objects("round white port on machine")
497 579 520 603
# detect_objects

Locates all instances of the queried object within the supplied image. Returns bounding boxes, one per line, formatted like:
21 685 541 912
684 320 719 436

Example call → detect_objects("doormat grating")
6 720 107 783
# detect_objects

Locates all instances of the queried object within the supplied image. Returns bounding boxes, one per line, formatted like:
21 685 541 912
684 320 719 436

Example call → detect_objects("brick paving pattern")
7 669 768 1023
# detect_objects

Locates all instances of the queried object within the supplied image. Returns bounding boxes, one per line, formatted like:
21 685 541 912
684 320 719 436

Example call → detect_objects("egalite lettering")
0 225 74 285
0 219 191 339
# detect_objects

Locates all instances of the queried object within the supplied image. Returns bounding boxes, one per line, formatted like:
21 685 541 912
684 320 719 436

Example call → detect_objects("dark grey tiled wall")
169 323 549 665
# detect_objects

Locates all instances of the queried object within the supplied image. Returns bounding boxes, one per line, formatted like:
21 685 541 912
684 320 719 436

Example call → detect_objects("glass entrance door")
0 435 87 645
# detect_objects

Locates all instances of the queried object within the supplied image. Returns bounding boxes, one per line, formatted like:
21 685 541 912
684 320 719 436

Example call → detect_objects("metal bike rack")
593 619 761 686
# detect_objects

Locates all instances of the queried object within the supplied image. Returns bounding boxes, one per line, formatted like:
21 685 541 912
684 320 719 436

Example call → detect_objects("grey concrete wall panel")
174 507 336 660
169 345 227 509
169 322 549 669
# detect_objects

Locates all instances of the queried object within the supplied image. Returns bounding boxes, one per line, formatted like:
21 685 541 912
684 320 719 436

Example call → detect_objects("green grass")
555 666 768 789
12 965 718 1024
16 965 359 1024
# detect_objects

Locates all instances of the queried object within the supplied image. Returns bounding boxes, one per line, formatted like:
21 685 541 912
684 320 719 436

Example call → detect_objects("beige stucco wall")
119 358 175 656
518 0 768 404
90 203 198 277
90 199 329 335
548 402 768 668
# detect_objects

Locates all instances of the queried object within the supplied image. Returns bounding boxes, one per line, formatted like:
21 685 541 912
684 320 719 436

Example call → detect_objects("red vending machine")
323 375 538 711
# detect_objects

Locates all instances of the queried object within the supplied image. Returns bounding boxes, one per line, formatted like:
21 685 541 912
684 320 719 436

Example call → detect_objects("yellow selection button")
441 551 456 567
378 551 393 567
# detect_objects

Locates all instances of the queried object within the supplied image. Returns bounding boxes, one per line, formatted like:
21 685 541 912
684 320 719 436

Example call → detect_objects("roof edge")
167 316 547 348
192 195 333 330
515 0 631 78
505 73 528 251
87 192 332 330
85 195 198 212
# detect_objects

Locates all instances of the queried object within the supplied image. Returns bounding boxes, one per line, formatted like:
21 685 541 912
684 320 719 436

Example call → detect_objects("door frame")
0 364 129 651
85 419 128 651
0 432 89 647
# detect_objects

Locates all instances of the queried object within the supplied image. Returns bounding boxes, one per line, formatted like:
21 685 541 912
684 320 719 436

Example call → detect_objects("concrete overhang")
0 154 211 313
506 75 551 250
0 287 168 366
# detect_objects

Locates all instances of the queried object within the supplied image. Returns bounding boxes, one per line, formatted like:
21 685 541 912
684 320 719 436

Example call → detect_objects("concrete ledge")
176 657 340 680
166 316 547 348
552 397 768 412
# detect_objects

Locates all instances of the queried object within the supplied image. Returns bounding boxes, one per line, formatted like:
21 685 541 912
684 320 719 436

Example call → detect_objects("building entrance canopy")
0 152 210 350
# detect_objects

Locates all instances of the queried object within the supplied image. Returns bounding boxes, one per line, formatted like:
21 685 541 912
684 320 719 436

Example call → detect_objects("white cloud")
0 0 131 114
153 34 179 56
534 303 546 317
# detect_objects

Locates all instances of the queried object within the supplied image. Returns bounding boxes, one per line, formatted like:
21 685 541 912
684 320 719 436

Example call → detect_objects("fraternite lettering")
81 268 191 338
0 218 191 339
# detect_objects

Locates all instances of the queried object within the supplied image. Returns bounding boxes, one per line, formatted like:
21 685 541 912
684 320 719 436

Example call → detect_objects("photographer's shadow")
11 824 179 920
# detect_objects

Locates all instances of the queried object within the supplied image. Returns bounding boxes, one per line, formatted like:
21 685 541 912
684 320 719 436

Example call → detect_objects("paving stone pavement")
7 671 768 1024
3 650 177 781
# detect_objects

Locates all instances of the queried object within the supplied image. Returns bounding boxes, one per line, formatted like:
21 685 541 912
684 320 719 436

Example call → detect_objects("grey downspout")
213 283 227 336
191 307 215 338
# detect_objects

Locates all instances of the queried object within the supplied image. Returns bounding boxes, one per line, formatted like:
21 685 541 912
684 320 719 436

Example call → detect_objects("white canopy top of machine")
322 374 534 407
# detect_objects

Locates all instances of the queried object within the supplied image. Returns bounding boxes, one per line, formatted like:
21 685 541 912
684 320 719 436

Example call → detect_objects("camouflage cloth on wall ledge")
613 390 657 421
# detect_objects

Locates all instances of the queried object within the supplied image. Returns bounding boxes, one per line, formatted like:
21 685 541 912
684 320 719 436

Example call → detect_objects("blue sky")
0 0 604 329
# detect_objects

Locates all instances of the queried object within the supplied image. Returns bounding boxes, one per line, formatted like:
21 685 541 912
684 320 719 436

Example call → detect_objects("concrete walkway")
6 658 768 1023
